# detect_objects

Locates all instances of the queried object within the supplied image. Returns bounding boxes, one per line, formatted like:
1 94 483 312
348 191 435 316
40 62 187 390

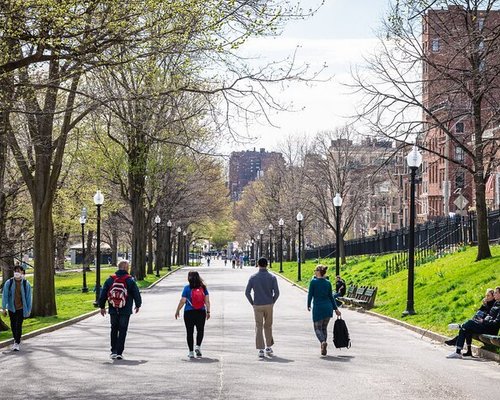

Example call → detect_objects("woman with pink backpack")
175 271 211 358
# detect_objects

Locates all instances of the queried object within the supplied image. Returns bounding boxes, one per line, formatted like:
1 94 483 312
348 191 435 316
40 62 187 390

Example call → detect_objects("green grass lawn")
0 266 174 342
278 245 499 337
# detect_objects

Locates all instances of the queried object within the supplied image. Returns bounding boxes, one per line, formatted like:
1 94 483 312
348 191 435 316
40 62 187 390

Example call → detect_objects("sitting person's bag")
333 317 351 349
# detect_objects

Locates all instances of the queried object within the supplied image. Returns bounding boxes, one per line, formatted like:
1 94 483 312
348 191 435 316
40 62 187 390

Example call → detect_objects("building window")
391 213 398 224
432 38 440 52
455 122 464 133
455 147 464 162
455 170 465 188
478 17 485 31
479 60 486 72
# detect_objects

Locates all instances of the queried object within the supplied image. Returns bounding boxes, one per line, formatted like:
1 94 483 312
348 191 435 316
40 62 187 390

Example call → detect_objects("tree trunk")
474 171 491 260
32 201 57 316
55 232 69 270
111 232 118 266
290 236 296 261
147 227 153 275
85 230 94 270
157 225 165 272
340 235 346 265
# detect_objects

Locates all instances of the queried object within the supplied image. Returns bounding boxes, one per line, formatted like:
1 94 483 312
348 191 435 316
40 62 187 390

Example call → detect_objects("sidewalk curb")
274 272 499 363
0 267 182 349
0 309 101 349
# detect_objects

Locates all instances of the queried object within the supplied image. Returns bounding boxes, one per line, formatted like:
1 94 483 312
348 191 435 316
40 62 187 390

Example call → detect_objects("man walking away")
245 258 280 358
99 259 142 360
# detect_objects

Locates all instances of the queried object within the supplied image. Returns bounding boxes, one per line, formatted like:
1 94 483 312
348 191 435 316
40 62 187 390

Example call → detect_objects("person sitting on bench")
447 286 500 359
445 288 496 356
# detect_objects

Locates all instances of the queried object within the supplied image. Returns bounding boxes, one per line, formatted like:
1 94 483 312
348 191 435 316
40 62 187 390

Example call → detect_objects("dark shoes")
462 350 473 357
321 342 327 356
444 337 457 346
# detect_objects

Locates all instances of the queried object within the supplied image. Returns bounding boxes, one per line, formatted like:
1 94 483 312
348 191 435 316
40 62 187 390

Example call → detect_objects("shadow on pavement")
182 357 219 363
320 354 354 362
106 359 148 366
261 355 294 363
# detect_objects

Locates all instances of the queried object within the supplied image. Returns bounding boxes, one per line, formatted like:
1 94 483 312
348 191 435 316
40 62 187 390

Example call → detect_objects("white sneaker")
265 347 273 355
115 354 123 360
11 343 18 351
448 323 461 330
258 349 265 358
110 353 117 359
195 346 202 357
446 352 463 359
188 351 195 359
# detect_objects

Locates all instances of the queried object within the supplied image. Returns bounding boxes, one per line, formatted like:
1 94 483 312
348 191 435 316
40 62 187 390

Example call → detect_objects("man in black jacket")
98 259 142 360
447 286 500 359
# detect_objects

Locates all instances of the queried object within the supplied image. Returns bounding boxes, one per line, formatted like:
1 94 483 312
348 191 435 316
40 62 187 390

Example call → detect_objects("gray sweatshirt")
245 268 280 306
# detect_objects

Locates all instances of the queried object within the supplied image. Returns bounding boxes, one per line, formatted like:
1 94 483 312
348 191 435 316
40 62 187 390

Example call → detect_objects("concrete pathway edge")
273 271 500 363
0 267 183 349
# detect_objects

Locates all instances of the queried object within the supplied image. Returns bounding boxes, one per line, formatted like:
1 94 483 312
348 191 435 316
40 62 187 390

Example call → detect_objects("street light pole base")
402 309 416 317
156 274 160 278
82 288 89 293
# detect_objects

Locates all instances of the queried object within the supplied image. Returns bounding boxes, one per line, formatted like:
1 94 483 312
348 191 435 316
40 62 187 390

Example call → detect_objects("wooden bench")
339 285 378 309
341 286 364 306
472 333 500 348
352 286 378 309
339 285 356 304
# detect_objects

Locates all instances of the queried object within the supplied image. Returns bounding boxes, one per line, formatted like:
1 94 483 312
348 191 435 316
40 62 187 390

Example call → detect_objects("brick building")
421 5 500 219
228 148 284 201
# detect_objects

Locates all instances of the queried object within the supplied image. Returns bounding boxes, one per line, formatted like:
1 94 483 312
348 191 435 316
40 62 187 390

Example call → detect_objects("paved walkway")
0 260 499 399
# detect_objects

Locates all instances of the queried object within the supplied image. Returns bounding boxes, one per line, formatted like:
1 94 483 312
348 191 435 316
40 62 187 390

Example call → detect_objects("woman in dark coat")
307 265 341 356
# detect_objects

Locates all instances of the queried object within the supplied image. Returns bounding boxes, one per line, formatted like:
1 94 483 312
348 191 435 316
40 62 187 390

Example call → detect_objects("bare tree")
352 0 500 260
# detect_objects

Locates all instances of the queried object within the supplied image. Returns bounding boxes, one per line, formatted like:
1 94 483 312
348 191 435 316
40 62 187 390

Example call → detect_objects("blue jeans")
456 319 489 350
110 313 131 355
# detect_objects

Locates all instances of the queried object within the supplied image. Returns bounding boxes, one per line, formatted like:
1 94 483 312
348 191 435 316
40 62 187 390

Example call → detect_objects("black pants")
110 313 131 355
9 310 24 344
183 310 206 351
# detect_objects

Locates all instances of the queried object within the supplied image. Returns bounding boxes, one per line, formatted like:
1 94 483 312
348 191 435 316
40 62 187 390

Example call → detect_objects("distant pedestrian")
239 254 244 269
1 264 32 351
206 256 211 267
175 271 211 358
245 257 280 358
224 258 227 266
308 265 341 356
232 255 236 269
98 259 142 360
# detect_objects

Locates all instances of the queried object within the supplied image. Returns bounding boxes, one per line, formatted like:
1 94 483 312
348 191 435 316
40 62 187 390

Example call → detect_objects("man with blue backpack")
98 259 142 360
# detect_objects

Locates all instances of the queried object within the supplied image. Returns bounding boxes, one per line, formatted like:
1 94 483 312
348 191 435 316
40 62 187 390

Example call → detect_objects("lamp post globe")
333 193 343 276
278 218 284 273
93 190 104 306
296 212 303 281
403 146 422 317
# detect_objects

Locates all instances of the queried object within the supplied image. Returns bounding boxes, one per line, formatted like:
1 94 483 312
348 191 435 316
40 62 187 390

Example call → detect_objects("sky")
225 0 391 153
